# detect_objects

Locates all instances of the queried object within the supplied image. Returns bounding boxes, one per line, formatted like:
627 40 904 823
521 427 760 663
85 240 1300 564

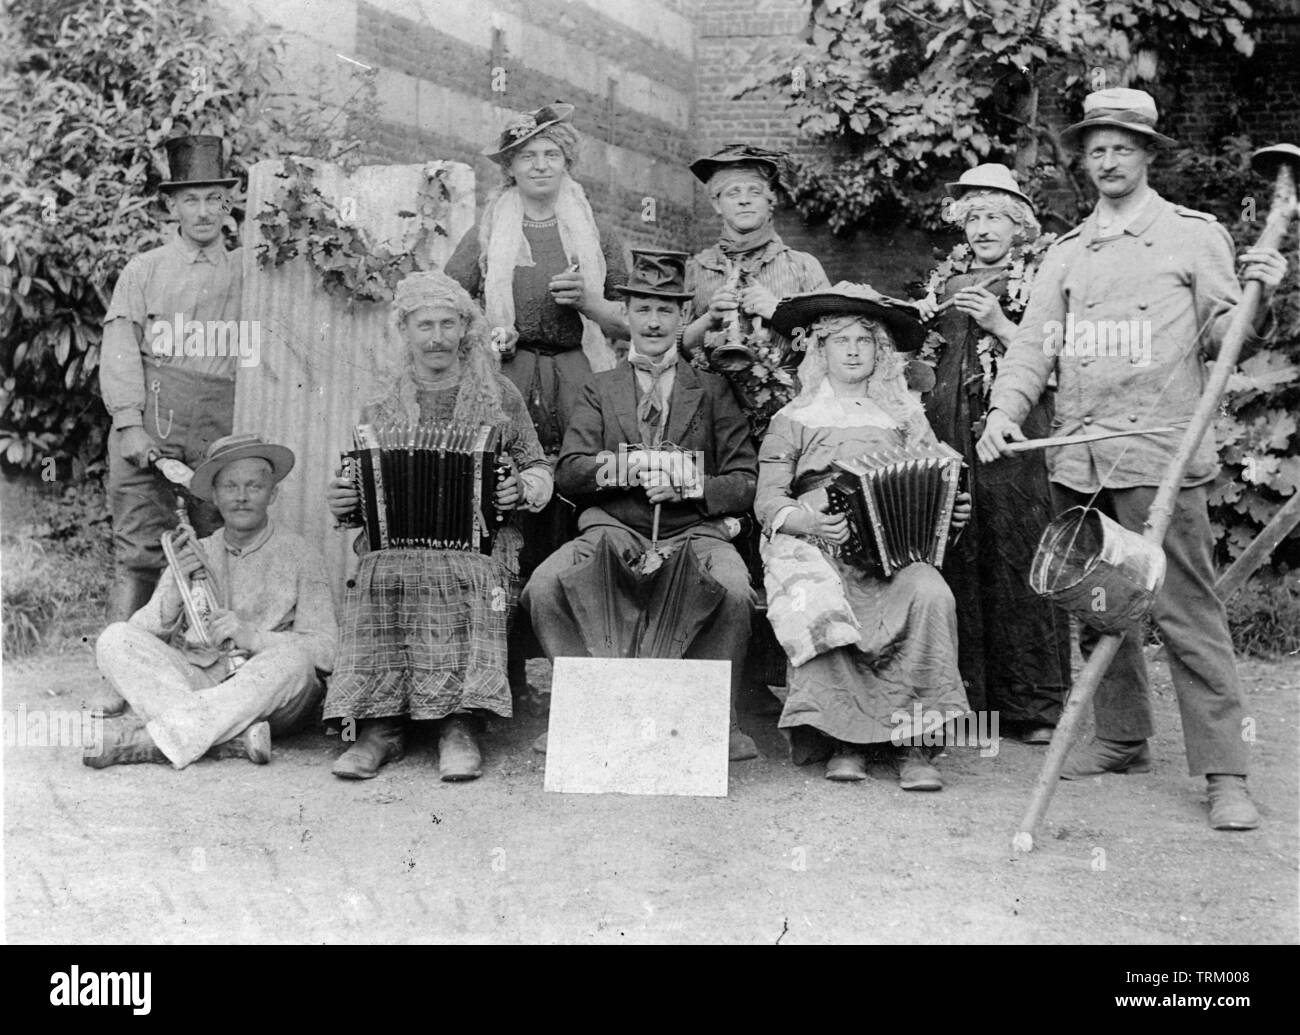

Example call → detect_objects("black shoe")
331 718 405 779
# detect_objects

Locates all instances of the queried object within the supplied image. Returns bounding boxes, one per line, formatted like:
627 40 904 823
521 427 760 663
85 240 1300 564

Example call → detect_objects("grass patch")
1226 569 1300 659
1 476 114 656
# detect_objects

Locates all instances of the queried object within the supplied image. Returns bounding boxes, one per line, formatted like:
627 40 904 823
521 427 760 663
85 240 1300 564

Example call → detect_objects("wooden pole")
1215 490 1300 601
1013 157 1298 853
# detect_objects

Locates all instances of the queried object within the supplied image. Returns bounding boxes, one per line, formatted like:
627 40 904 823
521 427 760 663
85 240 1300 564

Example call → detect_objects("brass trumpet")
154 460 247 672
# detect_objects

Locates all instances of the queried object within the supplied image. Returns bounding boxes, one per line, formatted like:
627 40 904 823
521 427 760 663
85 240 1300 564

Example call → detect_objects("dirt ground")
3 642 1297 944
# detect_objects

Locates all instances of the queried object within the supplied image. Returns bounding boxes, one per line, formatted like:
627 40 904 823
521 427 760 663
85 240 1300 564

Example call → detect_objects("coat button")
1138 302 1148 310
1144 240 1154 247
1082 416 1093 425
1128 414 1139 423
1086 300 1098 309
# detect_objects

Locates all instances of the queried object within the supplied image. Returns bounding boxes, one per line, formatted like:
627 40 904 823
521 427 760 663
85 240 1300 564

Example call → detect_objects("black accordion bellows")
344 421 504 552
825 441 964 577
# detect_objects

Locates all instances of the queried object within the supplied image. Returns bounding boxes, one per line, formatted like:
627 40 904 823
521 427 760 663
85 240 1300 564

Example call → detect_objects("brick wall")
223 0 1299 294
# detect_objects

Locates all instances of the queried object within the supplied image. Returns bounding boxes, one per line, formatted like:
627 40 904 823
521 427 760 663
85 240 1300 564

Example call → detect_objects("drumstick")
927 271 1009 318
1000 426 1177 454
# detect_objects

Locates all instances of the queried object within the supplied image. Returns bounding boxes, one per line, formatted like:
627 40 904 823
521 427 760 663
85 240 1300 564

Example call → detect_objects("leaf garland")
918 232 1058 401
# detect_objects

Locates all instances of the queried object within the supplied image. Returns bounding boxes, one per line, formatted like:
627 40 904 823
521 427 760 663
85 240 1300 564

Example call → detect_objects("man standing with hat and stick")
89 434 337 769
977 88 1288 830
98 136 244 662
522 249 761 761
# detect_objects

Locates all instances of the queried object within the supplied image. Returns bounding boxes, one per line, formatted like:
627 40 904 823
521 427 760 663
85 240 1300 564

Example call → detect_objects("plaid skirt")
324 531 521 722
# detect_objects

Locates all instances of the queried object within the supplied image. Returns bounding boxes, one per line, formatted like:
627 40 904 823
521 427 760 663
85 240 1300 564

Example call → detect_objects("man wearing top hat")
977 88 1288 830
682 144 830 368
98 135 244 656
521 249 762 760
89 434 337 770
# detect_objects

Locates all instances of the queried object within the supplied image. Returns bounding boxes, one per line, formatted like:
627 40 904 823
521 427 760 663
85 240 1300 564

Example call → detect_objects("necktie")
628 352 674 435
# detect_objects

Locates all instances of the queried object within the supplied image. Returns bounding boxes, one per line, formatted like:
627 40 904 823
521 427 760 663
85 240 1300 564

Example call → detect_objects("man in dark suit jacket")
522 249 760 760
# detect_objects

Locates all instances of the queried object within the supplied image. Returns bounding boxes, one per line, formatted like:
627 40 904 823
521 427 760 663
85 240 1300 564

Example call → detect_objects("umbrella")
631 539 726 659
557 535 644 657
557 533 727 659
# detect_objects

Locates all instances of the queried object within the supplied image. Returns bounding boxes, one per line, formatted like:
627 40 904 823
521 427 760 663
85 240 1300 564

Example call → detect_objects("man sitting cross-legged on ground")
89 434 337 769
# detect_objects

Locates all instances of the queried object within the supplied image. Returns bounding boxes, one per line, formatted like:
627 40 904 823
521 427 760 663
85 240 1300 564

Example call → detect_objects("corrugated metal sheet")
236 158 476 597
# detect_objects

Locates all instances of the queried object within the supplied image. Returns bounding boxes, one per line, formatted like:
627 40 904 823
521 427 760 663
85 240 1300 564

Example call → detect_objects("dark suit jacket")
556 359 757 539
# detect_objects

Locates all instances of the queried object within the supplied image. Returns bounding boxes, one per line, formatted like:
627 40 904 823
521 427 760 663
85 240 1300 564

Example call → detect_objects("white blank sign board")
544 657 731 798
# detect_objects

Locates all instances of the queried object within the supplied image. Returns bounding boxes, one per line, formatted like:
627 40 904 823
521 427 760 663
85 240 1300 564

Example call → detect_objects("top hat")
189 434 295 502
772 282 925 352
159 135 239 191
690 143 787 187
614 249 694 301
483 103 576 164
1060 88 1177 150
945 163 1034 208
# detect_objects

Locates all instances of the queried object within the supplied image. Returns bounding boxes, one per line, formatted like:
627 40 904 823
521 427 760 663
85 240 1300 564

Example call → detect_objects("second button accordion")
344 421 506 552
825 441 964 577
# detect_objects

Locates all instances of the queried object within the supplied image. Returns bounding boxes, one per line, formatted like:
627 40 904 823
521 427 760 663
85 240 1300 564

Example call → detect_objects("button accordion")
343 421 506 552
824 441 964 577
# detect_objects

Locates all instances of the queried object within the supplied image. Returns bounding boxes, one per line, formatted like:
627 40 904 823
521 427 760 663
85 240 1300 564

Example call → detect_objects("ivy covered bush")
0 0 374 478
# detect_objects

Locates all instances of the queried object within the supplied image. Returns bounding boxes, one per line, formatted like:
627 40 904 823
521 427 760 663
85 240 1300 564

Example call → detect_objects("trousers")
96 622 322 768
1051 483 1249 776
107 361 234 574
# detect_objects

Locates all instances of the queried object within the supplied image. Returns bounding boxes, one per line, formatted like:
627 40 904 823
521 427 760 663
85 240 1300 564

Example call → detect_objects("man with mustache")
96 136 244 716
522 250 761 760
977 89 1287 831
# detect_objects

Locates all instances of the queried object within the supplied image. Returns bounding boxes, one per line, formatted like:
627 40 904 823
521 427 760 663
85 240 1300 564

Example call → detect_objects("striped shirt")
685 235 830 360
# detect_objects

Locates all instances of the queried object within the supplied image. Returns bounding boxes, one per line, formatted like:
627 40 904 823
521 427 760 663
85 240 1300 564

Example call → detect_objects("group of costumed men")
87 88 1287 834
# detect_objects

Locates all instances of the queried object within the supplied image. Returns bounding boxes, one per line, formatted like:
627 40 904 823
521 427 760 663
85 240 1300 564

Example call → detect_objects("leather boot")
438 714 483 781
1060 737 1151 779
83 717 168 768
1207 774 1260 830
729 703 759 761
331 717 405 779
896 745 943 791
205 721 272 764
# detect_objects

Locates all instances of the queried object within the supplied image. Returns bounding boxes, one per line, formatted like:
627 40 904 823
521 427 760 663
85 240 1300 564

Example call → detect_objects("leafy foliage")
740 0 1257 233
1163 137 1300 565
0 0 376 476
254 157 452 304
757 1 1296 567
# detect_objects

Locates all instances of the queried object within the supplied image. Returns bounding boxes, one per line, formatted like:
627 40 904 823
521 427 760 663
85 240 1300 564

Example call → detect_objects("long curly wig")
793 315 931 443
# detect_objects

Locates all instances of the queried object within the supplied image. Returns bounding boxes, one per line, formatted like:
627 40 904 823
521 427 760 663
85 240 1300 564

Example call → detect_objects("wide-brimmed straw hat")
189 434 295 501
483 103 576 164
1060 88 1177 150
772 282 925 352
945 163 1033 208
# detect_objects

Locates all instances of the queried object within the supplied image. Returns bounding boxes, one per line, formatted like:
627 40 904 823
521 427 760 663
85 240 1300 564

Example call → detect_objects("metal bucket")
1029 506 1167 634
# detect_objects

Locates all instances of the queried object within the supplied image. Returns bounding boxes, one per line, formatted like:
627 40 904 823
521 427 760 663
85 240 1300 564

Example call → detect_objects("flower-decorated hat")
483 103 576 164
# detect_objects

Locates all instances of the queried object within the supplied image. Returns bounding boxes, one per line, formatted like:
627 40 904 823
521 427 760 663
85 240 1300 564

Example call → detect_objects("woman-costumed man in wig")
755 286 972 788
446 102 627 696
912 165 1070 744
324 272 552 781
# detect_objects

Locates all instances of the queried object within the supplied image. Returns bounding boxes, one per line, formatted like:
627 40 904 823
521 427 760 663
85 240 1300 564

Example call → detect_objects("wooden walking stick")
1013 144 1300 853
